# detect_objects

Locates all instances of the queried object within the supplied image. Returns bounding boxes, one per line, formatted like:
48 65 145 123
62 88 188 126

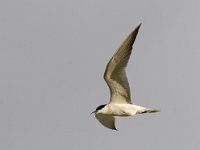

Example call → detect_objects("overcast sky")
0 0 200 149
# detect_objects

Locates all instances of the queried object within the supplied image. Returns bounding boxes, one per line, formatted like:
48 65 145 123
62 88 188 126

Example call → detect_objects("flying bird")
91 24 159 130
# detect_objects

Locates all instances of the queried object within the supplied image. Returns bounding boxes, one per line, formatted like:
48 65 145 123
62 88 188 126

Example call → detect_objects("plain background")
0 0 200 149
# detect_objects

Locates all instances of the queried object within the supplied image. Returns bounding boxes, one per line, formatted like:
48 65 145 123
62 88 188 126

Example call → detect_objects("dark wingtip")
135 23 142 31
112 127 118 131
108 125 117 131
129 23 142 38
112 125 118 131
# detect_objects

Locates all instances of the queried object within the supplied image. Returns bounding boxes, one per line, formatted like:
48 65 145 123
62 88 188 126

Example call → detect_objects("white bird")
91 24 159 130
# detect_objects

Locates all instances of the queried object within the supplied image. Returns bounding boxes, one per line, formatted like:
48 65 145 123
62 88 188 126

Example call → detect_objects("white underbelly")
107 104 146 116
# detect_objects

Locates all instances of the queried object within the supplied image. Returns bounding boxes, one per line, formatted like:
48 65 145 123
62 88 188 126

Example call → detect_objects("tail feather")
141 108 160 114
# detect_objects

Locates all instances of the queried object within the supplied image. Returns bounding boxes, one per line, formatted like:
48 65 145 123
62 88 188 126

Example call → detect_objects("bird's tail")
141 108 160 114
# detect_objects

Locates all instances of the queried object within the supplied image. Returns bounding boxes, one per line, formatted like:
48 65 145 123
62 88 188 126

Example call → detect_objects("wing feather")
95 114 117 130
104 24 141 104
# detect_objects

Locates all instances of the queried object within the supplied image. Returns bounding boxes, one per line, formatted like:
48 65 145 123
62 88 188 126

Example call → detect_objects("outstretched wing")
104 24 141 104
95 114 117 130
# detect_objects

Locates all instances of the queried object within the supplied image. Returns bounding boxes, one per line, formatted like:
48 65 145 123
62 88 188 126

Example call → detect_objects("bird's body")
92 24 159 130
96 103 148 116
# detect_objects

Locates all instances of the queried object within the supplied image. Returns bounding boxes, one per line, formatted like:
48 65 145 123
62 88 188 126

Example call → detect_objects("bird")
91 24 159 130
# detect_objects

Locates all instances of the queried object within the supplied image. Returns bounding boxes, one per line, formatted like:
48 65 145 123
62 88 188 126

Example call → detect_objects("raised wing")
104 24 141 104
95 114 117 130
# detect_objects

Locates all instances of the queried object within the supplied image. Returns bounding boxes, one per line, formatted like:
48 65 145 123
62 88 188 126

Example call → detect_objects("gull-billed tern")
91 24 159 130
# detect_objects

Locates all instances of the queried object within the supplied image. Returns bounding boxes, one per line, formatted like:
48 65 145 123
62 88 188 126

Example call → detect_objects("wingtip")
136 23 142 30
130 23 142 35
112 127 118 131
110 125 118 131
114 126 118 130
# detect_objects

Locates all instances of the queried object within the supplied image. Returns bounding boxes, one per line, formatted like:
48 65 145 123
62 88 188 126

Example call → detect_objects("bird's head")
91 104 106 114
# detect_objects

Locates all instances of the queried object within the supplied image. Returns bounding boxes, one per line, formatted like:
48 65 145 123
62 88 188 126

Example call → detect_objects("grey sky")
0 0 200 149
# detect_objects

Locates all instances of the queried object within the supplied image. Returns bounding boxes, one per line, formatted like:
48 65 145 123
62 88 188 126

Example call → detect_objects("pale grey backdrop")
0 0 200 149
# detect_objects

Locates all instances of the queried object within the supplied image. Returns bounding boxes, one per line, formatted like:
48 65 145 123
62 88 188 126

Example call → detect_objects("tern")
91 24 159 130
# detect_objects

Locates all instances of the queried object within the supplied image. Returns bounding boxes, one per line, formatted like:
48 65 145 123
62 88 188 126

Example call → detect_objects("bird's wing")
95 114 117 130
104 24 141 104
